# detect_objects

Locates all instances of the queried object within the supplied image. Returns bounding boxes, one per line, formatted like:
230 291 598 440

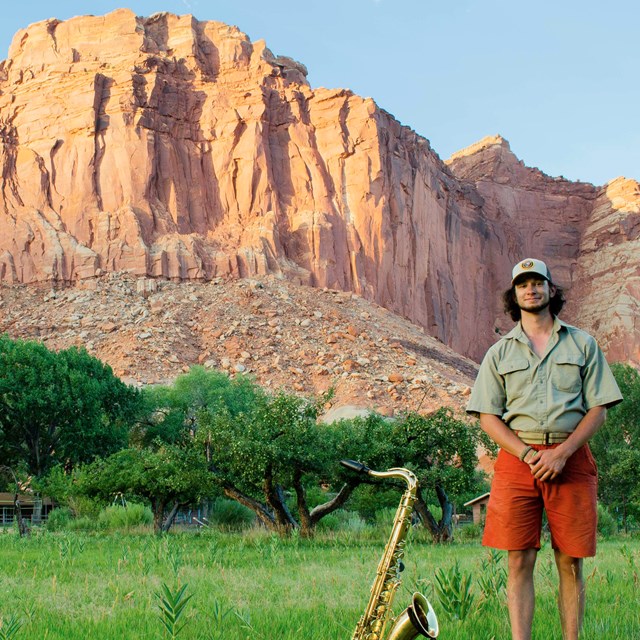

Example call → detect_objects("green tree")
199 391 372 536
399 408 495 541
0 336 141 476
80 444 214 534
591 363 640 530
133 367 262 446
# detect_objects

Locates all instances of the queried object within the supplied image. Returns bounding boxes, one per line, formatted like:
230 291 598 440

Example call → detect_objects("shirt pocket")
498 359 530 398
551 353 585 393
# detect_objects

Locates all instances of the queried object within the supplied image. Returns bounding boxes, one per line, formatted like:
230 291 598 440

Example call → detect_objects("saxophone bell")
386 592 439 639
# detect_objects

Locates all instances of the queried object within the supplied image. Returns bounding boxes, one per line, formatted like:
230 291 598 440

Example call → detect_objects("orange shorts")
482 444 598 557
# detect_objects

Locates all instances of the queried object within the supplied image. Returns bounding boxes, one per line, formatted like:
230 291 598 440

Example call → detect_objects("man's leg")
554 550 584 640
507 548 538 640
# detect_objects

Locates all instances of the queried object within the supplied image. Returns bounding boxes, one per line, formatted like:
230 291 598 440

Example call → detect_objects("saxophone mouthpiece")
340 459 371 474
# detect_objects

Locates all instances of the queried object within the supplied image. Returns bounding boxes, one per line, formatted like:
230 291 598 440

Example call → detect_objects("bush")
67 516 98 532
209 498 255 530
597 503 618 537
374 507 397 528
316 513 342 531
455 523 483 542
98 503 153 530
316 509 368 532
347 485 400 522
67 495 102 519
340 512 368 533
46 507 73 531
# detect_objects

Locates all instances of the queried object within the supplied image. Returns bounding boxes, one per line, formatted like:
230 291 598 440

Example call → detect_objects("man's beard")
518 298 551 314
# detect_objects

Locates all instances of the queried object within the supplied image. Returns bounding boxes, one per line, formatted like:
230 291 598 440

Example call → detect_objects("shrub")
597 503 618 537
456 523 483 542
316 509 365 532
347 485 400 522
98 503 153 530
209 499 255 530
374 507 397 529
67 495 102 519
46 507 73 531
67 516 98 532
316 513 341 531
341 513 368 534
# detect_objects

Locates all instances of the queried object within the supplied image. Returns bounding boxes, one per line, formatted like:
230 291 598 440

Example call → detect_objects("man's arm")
479 413 534 461
528 406 607 482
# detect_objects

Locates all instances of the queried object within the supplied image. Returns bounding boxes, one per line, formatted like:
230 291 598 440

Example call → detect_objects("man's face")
513 276 556 315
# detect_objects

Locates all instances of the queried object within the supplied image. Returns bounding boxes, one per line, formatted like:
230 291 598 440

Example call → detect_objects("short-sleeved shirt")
466 318 623 433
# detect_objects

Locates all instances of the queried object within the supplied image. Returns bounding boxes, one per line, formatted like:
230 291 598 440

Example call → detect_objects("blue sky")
2 0 638 186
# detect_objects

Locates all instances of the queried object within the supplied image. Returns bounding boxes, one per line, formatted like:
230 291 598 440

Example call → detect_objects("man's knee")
508 549 538 575
554 551 583 578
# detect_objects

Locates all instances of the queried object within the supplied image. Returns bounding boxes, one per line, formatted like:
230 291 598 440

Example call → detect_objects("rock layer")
0 10 638 364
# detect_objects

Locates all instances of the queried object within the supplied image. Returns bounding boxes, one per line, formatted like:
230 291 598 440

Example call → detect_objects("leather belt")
516 431 570 445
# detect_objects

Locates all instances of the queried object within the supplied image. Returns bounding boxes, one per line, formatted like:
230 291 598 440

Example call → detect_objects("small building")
0 493 53 527
464 492 491 525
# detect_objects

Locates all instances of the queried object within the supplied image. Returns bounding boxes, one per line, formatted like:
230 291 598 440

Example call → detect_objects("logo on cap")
520 260 534 269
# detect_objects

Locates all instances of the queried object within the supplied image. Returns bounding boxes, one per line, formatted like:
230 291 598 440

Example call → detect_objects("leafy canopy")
0 336 141 476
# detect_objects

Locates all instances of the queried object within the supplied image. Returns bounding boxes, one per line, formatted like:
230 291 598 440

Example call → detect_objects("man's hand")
526 448 570 481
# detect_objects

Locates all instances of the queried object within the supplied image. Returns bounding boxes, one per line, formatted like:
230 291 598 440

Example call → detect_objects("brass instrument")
341 460 439 640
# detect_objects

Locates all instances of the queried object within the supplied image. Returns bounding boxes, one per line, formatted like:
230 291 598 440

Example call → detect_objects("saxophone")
341 460 439 640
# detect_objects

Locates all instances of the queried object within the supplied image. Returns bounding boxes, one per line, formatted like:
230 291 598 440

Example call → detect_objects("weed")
433 562 475 621
477 549 506 603
156 583 193 639
204 599 236 640
0 614 23 640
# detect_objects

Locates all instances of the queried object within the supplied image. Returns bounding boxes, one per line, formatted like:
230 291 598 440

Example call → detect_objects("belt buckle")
543 432 551 445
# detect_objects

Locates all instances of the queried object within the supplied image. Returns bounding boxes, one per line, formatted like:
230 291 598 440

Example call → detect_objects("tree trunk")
414 484 454 542
293 471 312 537
152 499 166 535
161 500 181 533
264 468 295 535
221 483 278 530
276 485 298 532
14 494 30 538
0 467 30 537
309 481 359 528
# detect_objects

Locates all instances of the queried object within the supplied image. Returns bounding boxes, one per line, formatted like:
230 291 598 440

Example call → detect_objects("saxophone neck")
367 467 418 492
340 460 418 493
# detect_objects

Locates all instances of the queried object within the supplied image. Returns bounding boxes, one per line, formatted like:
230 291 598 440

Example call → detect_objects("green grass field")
0 526 638 639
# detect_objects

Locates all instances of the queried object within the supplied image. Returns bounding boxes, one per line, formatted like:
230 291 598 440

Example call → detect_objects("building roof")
464 492 491 507
0 492 52 506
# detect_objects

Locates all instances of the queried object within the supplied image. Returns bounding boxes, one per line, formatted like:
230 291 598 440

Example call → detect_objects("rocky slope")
0 273 475 417
0 9 638 366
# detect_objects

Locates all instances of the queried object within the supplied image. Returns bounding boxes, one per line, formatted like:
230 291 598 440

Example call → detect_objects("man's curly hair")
502 283 565 322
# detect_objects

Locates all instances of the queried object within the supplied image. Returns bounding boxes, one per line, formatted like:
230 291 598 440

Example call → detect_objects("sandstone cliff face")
564 177 640 363
0 9 638 365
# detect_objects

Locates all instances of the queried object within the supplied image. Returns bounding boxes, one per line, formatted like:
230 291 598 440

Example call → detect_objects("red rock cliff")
0 9 637 364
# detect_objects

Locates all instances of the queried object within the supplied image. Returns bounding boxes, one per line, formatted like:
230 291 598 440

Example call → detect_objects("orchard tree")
0 336 141 476
133 366 262 446
198 391 380 536
591 363 640 529
398 408 496 541
138 368 363 536
80 444 214 534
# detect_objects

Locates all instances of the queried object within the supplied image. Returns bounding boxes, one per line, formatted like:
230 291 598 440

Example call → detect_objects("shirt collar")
504 316 567 341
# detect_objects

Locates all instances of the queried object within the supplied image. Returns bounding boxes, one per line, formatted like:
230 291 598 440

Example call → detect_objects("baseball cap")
511 258 551 285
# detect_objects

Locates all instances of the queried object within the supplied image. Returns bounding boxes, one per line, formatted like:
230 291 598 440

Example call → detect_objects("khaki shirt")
466 318 623 433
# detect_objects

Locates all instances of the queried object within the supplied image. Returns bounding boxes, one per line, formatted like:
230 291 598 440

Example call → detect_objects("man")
466 258 622 640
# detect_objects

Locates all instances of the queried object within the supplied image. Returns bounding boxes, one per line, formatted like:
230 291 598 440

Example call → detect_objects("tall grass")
0 525 637 639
